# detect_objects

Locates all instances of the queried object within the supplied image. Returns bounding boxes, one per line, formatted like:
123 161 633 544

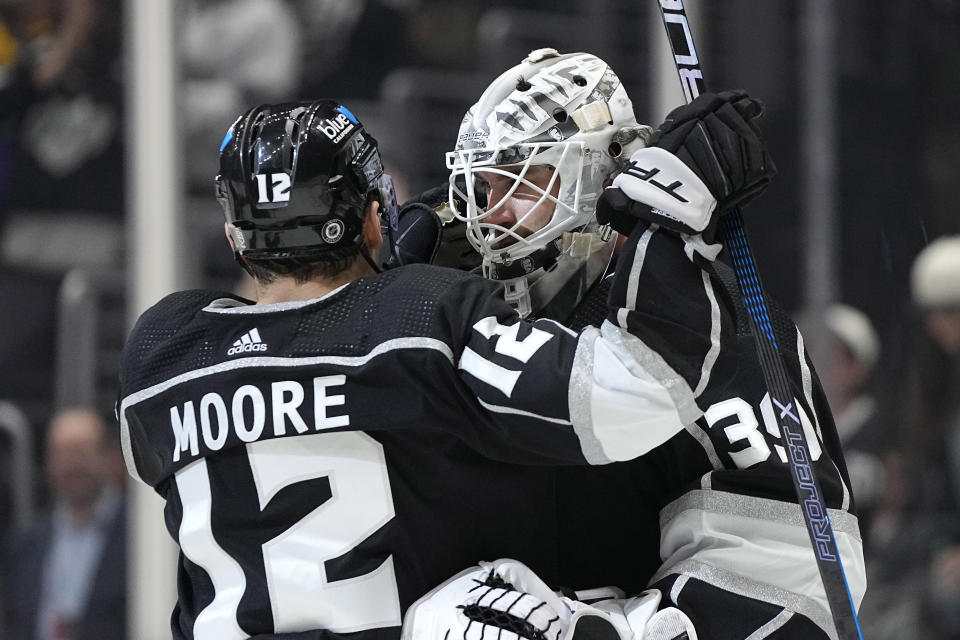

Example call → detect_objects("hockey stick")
654 3 864 639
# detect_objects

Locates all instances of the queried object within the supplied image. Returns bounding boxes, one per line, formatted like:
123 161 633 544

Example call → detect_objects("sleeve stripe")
745 611 795 639
683 422 724 471
599 320 703 427
568 328 609 464
475 397 572 426
693 269 722 398
617 226 658 323
538 317 578 338
796 327 852 512
654 490 865 636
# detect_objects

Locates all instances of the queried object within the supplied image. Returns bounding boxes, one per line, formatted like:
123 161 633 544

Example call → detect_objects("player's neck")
255 256 377 304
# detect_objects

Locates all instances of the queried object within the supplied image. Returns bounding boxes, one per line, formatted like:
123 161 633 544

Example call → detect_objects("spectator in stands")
182 0 302 192
0 0 125 216
904 235 960 638
858 235 960 640
820 303 885 537
291 0 413 101
2 406 126 640
902 234 960 512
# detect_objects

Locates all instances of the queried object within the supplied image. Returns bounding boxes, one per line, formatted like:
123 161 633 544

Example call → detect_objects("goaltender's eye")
473 176 490 197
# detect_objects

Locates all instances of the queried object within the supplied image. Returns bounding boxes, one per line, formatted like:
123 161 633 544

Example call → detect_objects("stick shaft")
655 3 864 638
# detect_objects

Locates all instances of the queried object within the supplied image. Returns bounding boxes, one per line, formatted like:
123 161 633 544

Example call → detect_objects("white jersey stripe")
693 270 721 398
616 226 657 327
745 610 794 640
654 490 865 636
669 574 690 605
475 398 572 425
654 558 838 640
797 327 851 511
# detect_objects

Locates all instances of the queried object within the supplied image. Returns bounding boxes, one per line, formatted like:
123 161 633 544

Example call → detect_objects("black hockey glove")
651 89 775 213
403 183 481 271
597 90 775 240
379 201 443 269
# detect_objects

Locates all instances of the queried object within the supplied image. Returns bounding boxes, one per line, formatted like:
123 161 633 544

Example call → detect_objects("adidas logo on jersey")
227 328 268 356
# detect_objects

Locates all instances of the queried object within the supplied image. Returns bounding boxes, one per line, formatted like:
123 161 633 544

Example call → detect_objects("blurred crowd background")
0 0 959 638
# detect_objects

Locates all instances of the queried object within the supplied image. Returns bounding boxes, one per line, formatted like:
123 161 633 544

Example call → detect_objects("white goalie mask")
447 49 650 317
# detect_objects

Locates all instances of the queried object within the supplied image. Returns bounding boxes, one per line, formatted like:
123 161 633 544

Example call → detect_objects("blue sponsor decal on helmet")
219 129 234 153
337 105 359 125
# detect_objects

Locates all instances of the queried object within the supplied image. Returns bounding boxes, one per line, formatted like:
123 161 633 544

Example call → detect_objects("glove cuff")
613 147 717 233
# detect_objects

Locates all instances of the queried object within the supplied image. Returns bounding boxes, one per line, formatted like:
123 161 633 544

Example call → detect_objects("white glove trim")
612 147 717 233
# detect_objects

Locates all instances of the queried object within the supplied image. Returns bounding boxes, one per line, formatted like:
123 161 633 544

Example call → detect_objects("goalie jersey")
554 224 867 639
118 257 700 640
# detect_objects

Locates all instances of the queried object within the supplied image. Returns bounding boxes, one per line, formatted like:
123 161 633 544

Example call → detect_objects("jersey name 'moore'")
171 374 349 463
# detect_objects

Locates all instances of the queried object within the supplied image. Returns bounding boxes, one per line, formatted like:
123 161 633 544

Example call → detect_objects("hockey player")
409 50 867 638
116 97 772 639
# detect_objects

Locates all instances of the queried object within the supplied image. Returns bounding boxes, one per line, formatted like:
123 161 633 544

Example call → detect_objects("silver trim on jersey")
539 317 578 338
653 489 865 640
669 574 690 605
599 320 702 427
658 489 862 539
475 397 572 425
684 422 724 471
797 327 852 512
119 337 456 484
617 226 656 318
201 284 351 314
745 610 794 640
568 326 606 463
693 270 721 398
699 471 712 490
654 559 837 639
795 328 822 440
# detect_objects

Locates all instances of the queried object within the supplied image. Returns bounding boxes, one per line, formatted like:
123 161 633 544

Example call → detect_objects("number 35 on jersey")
704 393 822 469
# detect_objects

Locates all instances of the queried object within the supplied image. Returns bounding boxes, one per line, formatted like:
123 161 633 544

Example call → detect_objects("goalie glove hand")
403 559 569 640
402 560 631 640
599 90 775 242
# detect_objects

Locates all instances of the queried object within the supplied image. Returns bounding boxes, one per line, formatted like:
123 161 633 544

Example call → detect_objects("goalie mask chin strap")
487 237 564 280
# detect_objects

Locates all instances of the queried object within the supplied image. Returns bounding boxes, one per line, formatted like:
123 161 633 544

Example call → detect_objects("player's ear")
363 201 383 252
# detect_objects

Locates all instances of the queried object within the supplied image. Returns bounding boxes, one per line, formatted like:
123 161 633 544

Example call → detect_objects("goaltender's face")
475 165 560 247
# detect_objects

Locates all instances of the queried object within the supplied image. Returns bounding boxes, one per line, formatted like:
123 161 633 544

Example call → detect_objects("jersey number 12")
175 431 401 638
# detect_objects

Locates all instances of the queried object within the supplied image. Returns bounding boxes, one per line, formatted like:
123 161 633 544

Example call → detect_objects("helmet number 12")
255 173 292 204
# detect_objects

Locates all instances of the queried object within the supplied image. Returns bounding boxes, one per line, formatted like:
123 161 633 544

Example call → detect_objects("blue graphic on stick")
723 216 778 349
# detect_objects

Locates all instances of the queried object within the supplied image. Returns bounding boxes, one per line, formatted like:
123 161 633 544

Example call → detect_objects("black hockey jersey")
118 260 701 640
553 225 866 639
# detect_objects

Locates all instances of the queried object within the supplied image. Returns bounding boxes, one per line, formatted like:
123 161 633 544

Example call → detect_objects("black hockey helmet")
216 100 398 261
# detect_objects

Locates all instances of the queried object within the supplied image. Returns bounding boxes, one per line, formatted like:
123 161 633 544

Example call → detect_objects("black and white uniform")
551 225 866 639
118 246 703 640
